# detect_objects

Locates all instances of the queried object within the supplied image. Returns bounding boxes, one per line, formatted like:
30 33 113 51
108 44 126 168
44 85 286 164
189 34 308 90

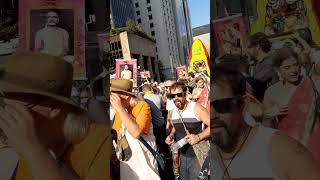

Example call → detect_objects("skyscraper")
110 0 135 28
172 0 193 67
133 0 192 78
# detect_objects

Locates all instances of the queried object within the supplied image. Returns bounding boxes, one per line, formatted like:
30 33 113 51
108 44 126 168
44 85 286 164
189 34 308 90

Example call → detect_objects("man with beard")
34 9 69 57
165 82 210 180
211 66 320 180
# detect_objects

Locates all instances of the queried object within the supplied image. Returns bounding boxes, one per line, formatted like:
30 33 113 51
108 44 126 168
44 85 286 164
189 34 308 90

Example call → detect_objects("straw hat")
110 78 134 95
0 51 79 108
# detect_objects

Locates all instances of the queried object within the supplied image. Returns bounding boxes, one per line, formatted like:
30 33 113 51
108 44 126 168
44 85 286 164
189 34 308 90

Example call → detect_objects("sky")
188 0 210 28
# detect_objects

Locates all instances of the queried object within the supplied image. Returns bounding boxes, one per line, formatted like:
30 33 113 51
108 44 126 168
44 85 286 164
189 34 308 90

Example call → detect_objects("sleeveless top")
212 126 279 180
171 101 202 156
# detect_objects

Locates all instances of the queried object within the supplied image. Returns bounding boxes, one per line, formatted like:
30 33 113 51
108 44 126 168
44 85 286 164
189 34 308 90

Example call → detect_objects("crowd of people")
2 21 320 180
109 69 211 180
211 28 320 179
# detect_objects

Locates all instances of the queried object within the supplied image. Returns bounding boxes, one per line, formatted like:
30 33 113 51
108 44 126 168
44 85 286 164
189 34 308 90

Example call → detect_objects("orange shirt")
112 101 152 139
15 123 111 180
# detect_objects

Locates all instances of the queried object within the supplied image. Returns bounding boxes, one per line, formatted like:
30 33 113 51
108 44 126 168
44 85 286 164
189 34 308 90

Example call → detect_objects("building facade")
132 0 192 78
108 31 160 82
172 0 193 67
110 0 135 28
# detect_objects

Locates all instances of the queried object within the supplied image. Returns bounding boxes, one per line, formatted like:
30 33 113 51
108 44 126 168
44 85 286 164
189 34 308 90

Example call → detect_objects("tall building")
108 31 160 82
172 0 193 66
110 0 135 29
132 0 192 78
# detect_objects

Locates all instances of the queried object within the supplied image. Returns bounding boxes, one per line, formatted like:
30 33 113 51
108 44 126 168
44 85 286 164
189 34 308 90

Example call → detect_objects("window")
136 11 140 16
150 23 154 28
146 0 150 3
151 31 155 36
149 15 153 20
135 3 139 7
117 41 121 49
157 55 159 59
147 7 152 12
137 18 141 24
155 47 158 52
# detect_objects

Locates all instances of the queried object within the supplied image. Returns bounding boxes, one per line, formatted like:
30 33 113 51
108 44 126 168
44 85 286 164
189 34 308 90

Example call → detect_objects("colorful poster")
251 0 320 46
212 14 246 56
279 77 320 161
189 39 210 76
116 59 137 87
97 33 109 53
176 66 188 79
19 0 86 80
140 71 151 79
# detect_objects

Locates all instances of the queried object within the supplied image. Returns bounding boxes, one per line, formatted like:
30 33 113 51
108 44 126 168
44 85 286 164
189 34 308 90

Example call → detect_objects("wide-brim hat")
0 51 80 109
110 78 134 96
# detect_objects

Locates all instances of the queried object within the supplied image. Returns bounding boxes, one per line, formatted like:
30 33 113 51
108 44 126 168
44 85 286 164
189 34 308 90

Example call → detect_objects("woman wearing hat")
110 78 160 180
0 52 110 180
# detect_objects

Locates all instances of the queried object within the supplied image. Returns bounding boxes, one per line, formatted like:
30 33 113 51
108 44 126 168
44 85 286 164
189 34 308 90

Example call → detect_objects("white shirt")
35 27 69 56
121 70 132 79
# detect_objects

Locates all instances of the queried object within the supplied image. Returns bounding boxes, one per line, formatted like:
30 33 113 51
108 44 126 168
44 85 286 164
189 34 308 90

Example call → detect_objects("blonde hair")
63 112 90 144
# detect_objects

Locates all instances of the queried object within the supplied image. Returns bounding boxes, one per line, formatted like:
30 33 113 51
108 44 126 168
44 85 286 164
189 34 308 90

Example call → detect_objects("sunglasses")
167 92 184 100
211 96 242 114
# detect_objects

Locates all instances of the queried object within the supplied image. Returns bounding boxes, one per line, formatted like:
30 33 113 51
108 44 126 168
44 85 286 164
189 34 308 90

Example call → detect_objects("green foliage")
109 20 155 42
0 23 18 41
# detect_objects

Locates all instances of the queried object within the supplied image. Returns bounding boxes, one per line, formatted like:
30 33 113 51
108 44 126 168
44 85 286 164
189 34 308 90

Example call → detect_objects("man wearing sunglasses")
211 66 320 180
165 82 210 180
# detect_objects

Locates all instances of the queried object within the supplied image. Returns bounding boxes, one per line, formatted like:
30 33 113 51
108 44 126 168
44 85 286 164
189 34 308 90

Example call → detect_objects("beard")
213 128 233 149
174 99 185 110
212 125 238 151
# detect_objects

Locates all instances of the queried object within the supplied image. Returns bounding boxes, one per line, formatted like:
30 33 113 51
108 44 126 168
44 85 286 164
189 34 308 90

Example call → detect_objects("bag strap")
139 137 165 171
10 162 18 180
111 114 116 127
177 111 190 135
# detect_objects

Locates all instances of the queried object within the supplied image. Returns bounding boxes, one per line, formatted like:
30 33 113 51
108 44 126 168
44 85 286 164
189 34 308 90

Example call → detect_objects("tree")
125 20 136 32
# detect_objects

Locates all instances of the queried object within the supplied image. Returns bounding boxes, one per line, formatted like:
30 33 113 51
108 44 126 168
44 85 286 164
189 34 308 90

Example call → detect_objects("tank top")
171 102 202 156
212 126 279 180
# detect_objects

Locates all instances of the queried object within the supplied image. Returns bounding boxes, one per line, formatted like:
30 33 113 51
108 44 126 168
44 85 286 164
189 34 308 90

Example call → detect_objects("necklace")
221 127 253 180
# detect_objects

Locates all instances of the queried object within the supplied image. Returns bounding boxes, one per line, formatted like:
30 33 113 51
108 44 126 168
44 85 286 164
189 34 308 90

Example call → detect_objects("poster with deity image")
251 0 320 46
116 59 137 87
176 66 188 79
19 0 86 80
212 14 247 56
140 71 151 79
